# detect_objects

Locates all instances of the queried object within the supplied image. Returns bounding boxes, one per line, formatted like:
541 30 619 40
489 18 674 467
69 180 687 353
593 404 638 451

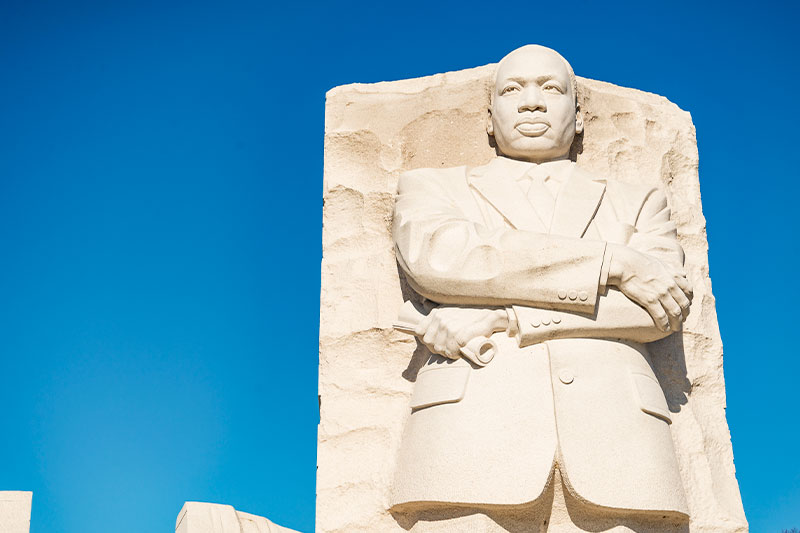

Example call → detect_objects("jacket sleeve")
627 188 684 269
393 168 607 314
513 187 687 346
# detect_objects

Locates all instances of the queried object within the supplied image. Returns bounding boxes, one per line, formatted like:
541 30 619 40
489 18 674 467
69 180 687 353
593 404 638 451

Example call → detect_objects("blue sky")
0 1 798 532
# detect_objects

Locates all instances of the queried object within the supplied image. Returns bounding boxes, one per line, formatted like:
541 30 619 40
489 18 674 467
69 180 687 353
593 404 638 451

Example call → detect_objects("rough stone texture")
0 491 32 533
318 64 747 532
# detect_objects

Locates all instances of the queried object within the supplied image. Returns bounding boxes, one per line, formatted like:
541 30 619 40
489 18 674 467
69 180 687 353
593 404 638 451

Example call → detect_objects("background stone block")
0 491 32 533
176 502 299 533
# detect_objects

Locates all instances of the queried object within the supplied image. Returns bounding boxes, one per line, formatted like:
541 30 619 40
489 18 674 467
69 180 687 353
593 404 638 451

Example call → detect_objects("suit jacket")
390 156 689 517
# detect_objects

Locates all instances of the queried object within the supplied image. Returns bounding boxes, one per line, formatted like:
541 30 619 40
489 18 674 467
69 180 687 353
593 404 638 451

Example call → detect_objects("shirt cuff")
506 307 519 337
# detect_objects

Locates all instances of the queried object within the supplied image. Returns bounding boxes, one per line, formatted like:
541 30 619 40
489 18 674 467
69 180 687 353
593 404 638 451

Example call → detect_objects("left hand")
415 307 509 359
607 244 692 332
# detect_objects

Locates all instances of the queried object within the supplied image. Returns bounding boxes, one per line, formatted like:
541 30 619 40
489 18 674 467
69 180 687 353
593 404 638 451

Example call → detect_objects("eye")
543 82 564 94
501 84 521 95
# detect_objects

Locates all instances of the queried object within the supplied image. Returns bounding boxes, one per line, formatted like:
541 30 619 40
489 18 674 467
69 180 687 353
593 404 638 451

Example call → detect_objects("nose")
518 85 546 113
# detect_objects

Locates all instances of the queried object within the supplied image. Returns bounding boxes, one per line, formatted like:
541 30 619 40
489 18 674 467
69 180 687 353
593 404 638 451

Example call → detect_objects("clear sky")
0 1 798 532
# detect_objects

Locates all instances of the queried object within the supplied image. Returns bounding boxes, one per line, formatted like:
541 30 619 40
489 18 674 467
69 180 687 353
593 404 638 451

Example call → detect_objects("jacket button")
541 317 551 326
568 290 578 300
559 371 574 384
552 315 561 324
558 289 567 300
578 290 588 301
530 317 541 328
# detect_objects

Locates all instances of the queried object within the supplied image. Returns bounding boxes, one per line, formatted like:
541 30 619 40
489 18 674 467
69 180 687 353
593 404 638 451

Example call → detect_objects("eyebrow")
502 74 561 84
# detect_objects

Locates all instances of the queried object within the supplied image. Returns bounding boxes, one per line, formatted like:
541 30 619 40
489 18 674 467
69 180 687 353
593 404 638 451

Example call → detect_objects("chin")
504 139 567 162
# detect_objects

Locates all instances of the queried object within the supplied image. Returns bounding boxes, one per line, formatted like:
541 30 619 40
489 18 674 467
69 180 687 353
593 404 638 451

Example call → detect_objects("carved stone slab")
0 491 32 533
318 64 746 532
175 502 299 533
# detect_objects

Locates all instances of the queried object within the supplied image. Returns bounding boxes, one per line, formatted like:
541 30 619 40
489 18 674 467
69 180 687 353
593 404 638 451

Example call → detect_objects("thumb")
455 321 491 347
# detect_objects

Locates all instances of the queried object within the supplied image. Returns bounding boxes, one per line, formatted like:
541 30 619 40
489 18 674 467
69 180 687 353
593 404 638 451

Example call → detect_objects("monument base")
393 469 689 533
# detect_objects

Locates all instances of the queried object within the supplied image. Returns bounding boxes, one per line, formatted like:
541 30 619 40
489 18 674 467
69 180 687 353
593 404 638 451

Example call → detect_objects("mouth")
515 121 550 137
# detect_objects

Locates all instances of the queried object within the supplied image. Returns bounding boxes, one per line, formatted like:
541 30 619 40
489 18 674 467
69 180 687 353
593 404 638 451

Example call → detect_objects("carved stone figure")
390 45 692 528
318 43 746 533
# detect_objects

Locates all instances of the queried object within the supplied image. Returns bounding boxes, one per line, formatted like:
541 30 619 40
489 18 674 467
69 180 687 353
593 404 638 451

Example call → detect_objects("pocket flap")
630 371 671 423
410 365 470 410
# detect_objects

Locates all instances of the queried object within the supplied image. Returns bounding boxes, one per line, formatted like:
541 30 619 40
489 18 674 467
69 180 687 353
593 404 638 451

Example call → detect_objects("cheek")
552 103 576 132
497 110 521 138
494 100 517 121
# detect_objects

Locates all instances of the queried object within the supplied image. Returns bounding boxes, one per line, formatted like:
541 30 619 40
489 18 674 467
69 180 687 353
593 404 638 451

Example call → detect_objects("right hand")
608 244 693 332
415 306 508 359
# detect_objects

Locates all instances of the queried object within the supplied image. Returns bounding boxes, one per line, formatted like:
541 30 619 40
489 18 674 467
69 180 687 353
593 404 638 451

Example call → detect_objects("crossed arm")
394 169 693 359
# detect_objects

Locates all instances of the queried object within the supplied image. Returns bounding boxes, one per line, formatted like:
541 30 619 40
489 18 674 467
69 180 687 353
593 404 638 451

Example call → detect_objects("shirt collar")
477 156 576 182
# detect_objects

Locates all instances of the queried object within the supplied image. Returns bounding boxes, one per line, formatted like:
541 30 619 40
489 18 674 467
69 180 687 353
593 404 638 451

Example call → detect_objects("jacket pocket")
410 363 471 410
630 371 672 424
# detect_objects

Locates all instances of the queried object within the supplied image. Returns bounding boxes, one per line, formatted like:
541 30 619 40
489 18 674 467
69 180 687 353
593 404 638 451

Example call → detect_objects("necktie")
519 165 561 232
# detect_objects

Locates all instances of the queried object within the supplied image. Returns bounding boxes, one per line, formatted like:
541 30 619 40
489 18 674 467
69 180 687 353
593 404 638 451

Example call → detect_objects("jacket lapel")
550 165 606 238
468 158 548 233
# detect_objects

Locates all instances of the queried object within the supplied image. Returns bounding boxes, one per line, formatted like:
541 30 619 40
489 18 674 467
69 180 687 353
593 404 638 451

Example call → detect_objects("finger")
645 297 670 332
673 274 693 300
659 294 683 332
414 314 432 337
415 308 438 337
668 283 691 319
432 327 450 356
443 343 460 359
445 330 462 357
422 322 438 347
455 320 491 347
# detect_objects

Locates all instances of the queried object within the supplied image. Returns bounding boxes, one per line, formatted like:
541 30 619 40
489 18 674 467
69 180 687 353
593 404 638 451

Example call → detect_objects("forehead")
495 48 571 86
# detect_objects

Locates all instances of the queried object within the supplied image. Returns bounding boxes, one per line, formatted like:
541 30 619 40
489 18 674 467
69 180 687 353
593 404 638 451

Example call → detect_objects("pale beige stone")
319 51 746 532
390 46 690 522
175 502 299 533
0 491 32 533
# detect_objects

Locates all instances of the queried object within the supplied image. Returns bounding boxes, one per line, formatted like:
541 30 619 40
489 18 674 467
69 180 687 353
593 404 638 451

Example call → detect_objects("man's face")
490 46 582 163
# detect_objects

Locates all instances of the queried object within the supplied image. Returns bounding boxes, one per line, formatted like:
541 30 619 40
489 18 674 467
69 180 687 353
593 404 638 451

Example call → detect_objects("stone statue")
389 45 693 529
319 42 746 533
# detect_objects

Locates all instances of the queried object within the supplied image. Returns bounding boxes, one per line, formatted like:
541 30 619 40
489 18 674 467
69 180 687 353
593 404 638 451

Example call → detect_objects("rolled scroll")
393 300 497 366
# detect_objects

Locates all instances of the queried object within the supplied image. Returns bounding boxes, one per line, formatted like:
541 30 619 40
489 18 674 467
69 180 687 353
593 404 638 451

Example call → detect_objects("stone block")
176 502 299 533
318 62 747 532
0 491 32 533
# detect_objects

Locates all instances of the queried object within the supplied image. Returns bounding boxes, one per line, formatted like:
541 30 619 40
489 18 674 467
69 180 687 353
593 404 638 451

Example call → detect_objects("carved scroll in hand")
393 301 497 366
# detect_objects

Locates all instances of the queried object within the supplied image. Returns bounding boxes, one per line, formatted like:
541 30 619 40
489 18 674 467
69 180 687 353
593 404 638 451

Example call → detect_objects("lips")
515 121 549 136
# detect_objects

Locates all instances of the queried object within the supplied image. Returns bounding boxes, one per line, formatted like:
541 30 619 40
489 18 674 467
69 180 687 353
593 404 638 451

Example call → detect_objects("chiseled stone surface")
176 502 299 533
0 491 32 533
319 63 746 532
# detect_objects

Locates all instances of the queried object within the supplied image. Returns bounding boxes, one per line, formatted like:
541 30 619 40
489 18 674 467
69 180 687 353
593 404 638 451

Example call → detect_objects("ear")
575 107 584 135
487 107 494 136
